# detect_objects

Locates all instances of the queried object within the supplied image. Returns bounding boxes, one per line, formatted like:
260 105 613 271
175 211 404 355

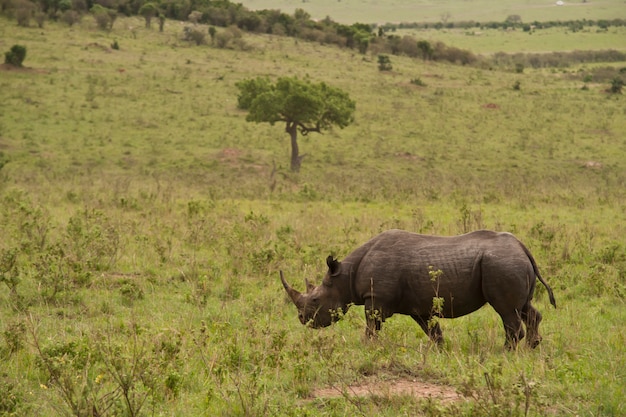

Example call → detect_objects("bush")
14 0 34 27
609 77 623 94
91 5 115 30
214 26 248 50
183 27 206 45
61 10 81 27
0 377 25 415
377 54 392 71
4 45 26 67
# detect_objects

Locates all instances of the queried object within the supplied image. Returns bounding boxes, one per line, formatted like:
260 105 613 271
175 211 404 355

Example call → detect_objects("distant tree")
506 14 522 24
61 9 81 26
417 40 433 61
236 76 355 172
91 4 114 30
440 11 451 25
15 0 35 27
139 2 158 28
208 26 217 44
158 13 165 32
58 0 71 12
34 11 45 27
188 10 202 24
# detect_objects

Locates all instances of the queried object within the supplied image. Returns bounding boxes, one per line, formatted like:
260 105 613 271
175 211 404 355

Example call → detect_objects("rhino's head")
280 256 350 328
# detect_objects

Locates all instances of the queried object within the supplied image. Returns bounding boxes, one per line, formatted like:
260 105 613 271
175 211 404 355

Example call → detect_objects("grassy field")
237 0 626 24
1 11 626 417
396 26 626 54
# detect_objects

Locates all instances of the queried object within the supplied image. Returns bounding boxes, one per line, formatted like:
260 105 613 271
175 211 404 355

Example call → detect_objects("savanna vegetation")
0 1 625 415
3 0 626 68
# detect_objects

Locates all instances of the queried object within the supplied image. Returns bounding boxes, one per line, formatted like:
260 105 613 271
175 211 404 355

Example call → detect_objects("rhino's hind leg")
411 315 444 345
521 303 543 348
501 311 525 350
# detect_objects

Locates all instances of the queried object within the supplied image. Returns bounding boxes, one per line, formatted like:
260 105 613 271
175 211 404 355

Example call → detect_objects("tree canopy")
236 76 355 172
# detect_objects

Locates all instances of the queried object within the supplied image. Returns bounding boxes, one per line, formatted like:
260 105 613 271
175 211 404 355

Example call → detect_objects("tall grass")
0 15 625 416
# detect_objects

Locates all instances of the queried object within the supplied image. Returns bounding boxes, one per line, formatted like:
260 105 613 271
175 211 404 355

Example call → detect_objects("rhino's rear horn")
280 271 303 306
305 278 315 293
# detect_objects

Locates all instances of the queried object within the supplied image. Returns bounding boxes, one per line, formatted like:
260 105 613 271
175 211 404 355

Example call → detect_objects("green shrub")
0 377 25 414
4 45 26 67
0 248 20 297
377 54 392 71
609 77 623 94
184 27 206 45
3 321 26 355
90 5 115 30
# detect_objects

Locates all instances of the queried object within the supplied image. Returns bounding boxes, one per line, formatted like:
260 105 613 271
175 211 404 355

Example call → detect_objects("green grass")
1 13 625 417
397 26 626 54
237 0 626 24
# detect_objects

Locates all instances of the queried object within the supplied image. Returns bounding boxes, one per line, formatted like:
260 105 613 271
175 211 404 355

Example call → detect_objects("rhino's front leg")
411 314 444 345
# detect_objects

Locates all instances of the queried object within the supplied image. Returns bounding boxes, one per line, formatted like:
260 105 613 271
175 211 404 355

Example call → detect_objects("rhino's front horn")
280 271 303 306
305 278 315 293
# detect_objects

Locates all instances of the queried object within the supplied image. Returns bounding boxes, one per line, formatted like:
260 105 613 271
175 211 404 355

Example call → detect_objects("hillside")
237 0 626 24
0 14 625 417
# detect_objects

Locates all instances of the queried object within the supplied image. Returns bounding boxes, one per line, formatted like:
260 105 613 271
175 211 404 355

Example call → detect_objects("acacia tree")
236 76 355 172
139 2 158 28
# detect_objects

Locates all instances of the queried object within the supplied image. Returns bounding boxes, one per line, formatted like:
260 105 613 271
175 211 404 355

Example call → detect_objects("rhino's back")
352 229 527 317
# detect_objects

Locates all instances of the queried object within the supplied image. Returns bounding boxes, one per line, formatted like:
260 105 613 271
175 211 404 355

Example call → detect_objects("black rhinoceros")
281 229 556 349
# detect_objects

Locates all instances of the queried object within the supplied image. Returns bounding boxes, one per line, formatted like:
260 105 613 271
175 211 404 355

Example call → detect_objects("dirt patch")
394 152 424 162
86 42 113 53
218 148 242 161
216 148 266 172
582 160 603 169
0 64 48 74
312 376 463 403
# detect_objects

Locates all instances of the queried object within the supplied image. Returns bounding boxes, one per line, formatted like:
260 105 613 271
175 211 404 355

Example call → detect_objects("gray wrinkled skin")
281 229 556 350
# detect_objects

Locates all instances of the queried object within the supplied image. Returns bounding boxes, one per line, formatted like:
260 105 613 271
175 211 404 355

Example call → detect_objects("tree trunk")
287 122 302 172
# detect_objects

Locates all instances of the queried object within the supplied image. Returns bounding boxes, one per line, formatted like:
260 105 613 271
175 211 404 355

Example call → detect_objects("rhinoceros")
281 229 556 349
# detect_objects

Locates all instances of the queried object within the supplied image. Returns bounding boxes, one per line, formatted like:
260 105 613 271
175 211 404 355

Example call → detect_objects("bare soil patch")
0 63 48 74
218 147 243 162
312 376 463 403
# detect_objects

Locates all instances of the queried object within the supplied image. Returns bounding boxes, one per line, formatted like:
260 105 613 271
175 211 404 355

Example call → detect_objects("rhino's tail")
521 242 557 308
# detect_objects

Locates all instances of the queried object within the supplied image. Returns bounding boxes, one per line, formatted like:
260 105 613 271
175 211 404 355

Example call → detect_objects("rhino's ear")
326 255 341 276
